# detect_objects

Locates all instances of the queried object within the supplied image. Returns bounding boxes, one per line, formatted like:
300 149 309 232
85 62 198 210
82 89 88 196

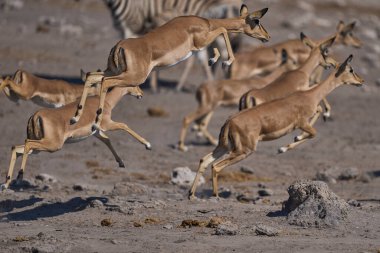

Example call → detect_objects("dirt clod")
147 107 168 117
101 218 113 227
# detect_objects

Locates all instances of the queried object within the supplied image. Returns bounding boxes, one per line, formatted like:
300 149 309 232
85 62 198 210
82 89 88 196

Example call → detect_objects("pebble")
347 199 361 207
240 166 254 174
215 221 238 236
171 167 205 187
163 224 173 230
338 167 359 180
35 173 57 184
258 189 273 197
88 199 104 208
255 224 280 236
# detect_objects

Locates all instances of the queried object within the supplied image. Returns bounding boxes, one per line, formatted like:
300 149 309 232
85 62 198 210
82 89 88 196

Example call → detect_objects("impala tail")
27 114 44 140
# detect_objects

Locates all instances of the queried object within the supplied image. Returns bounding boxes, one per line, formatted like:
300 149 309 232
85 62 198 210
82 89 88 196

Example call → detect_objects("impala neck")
208 18 245 33
308 71 339 104
298 49 321 76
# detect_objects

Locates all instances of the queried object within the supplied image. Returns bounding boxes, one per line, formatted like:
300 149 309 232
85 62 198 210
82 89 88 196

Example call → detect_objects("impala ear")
335 54 353 77
240 4 248 17
281 49 288 65
320 36 336 51
80 69 87 82
336 20 345 31
300 32 316 49
343 21 356 33
250 8 268 19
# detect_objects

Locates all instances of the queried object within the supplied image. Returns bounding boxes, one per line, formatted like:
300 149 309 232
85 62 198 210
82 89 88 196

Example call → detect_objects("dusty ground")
0 0 379 252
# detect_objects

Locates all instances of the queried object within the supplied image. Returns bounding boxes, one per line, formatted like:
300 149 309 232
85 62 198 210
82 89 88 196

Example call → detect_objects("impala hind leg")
211 152 248 197
106 121 151 150
1 145 25 191
188 147 227 199
70 71 104 125
322 98 332 120
279 123 317 153
95 131 125 168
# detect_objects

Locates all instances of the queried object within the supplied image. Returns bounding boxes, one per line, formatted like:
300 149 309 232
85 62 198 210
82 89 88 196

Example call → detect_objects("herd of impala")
0 4 364 199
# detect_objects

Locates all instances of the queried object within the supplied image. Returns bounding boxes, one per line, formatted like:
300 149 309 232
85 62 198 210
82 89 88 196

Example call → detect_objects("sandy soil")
0 0 379 252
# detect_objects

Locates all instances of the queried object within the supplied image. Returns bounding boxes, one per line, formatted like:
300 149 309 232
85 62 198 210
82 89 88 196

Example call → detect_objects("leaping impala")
69 4 270 131
230 20 362 80
188 55 364 199
177 49 298 151
0 69 99 107
238 32 337 111
0 84 151 191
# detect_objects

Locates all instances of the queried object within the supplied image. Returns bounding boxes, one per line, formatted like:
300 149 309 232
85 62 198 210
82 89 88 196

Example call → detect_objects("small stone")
88 199 104 208
207 217 227 228
240 166 254 174
255 224 280 236
133 221 143 227
147 107 168 117
171 167 204 187
101 218 113 227
258 189 273 197
347 199 361 207
338 167 359 180
111 239 118 244
73 184 85 191
163 224 173 230
215 221 238 236
35 173 57 184
315 170 337 184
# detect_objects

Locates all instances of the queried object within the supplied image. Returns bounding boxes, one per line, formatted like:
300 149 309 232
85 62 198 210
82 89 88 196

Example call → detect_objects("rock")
338 167 359 180
73 184 86 191
171 167 204 187
147 107 168 117
101 218 113 227
163 224 173 230
255 224 280 236
215 221 238 236
60 24 83 37
0 0 24 10
284 180 349 227
258 189 273 197
133 221 143 227
347 199 361 207
240 166 254 174
315 169 337 184
88 199 104 208
35 173 57 184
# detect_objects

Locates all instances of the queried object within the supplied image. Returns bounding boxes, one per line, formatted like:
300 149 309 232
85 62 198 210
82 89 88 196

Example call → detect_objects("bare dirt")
0 0 379 252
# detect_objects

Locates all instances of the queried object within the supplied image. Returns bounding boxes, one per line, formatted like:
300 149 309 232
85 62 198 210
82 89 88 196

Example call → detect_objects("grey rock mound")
283 180 349 227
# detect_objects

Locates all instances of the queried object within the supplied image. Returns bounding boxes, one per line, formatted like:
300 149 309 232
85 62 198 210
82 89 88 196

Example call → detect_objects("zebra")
104 0 242 91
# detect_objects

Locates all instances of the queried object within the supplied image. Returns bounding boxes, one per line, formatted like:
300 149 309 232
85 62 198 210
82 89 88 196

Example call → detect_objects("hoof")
118 161 125 168
0 184 7 191
70 117 78 125
188 191 197 200
178 145 188 152
294 135 302 142
208 58 216 66
91 124 99 133
278 147 288 154
145 143 152 150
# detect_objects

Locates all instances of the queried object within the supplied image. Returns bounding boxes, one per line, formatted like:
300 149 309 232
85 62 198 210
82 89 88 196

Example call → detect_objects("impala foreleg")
295 105 323 141
279 123 317 153
92 72 147 131
322 98 332 120
95 131 125 168
211 152 247 197
1 145 25 191
178 107 212 151
198 112 217 146
188 152 215 199
70 71 104 125
107 121 151 150
202 27 235 67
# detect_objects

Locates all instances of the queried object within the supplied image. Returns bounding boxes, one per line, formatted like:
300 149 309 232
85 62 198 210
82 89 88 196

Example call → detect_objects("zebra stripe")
104 0 242 38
